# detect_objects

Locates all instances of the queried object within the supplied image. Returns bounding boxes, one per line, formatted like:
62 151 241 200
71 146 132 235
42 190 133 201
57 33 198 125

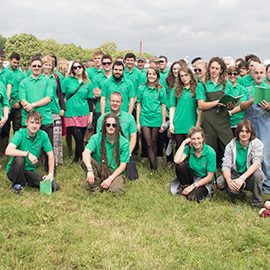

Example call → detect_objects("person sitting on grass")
217 119 265 208
82 113 130 195
5 110 60 195
170 126 216 202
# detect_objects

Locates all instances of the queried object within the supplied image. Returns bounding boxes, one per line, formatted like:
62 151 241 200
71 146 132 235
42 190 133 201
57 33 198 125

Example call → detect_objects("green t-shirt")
48 73 60 114
238 74 253 88
101 77 136 113
0 81 9 118
161 68 169 78
54 70 64 83
170 87 197 134
97 111 137 140
85 132 130 171
184 142 216 178
236 141 249 174
8 67 26 101
6 128 53 173
196 80 233 101
19 74 53 125
62 77 93 117
137 84 166 127
93 72 111 114
0 67 14 87
229 83 245 126
86 66 103 83
124 67 142 94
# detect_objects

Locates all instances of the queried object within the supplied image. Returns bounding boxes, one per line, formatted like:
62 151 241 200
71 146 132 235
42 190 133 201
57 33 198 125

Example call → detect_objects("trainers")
51 180 60 192
157 157 164 163
13 184 23 196
259 208 270 217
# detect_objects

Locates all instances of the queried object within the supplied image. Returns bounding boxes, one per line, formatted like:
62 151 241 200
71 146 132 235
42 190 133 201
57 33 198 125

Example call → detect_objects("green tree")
97 41 118 60
0 35 7 51
40 38 61 56
5 33 41 66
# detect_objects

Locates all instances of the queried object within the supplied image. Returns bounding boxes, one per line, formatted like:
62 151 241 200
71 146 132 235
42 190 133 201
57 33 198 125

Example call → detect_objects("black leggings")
174 134 187 152
67 126 86 162
176 161 208 203
142 126 159 170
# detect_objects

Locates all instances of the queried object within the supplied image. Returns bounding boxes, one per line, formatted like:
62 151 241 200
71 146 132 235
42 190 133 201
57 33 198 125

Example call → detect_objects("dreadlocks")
100 113 125 182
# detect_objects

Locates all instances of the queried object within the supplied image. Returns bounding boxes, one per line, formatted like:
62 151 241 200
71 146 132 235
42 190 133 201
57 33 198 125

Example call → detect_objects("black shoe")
51 180 60 192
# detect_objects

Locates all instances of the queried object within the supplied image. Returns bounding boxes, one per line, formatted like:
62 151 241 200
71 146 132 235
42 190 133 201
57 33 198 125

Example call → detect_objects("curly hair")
204 57 227 90
100 113 125 182
165 61 180 90
69 60 90 85
174 67 197 98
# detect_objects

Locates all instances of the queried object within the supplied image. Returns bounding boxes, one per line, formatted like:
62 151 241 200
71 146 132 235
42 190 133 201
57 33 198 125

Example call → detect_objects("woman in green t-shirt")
169 67 198 150
137 68 166 171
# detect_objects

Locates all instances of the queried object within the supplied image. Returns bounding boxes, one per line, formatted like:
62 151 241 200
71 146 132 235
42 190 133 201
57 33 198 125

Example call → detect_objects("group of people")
1 48 270 216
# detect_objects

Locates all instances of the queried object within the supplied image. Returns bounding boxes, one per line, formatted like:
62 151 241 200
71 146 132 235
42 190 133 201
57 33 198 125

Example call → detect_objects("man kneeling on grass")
5 111 60 195
82 113 130 195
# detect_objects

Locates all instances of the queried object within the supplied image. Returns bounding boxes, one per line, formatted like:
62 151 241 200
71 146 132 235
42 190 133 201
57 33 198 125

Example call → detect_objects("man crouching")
5 110 60 195
82 113 129 195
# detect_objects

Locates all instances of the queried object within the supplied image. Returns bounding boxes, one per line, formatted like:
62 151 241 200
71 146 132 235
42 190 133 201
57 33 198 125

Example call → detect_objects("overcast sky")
2 0 270 63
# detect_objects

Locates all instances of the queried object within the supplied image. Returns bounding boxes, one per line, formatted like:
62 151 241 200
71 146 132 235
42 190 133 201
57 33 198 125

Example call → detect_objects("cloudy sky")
2 0 270 63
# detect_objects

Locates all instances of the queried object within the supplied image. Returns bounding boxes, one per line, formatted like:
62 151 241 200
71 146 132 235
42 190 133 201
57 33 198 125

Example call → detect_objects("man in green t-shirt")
82 113 130 195
159 55 169 78
5 111 60 195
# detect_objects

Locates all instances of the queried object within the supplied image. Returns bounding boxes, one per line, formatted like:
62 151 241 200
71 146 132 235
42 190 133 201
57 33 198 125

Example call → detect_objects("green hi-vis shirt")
48 73 60 114
93 72 111 114
6 128 53 173
62 77 93 117
0 67 14 87
101 77 135 113
86 66 103 82
0 81 9 118
196 80 233 101
8 67 25 101
19 75 53 126
236 140 249 174
184 142 216 178
97 111 137 140
85 132 130 171
170 87 197 134
137 84 166 127
124 67 142 94
229 83 245 126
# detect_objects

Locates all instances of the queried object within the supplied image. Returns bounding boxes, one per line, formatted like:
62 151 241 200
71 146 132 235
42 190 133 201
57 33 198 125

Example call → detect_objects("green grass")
0 148 270 270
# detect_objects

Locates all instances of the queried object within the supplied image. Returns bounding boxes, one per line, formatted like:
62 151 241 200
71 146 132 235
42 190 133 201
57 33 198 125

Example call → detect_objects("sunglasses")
194 68 202 73
32 65 42 68
73 65 82 70
106 123 117 128
228 72 239 76
102 62 112 65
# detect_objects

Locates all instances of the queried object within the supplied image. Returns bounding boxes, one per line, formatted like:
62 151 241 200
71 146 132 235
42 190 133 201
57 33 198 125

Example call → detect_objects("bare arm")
82 148 95 184
100 96 106 115
240 99 253 111
169 106 175 134
6 84 12 100
129 132 137 154
128 97 136 114
198 99 219 110
174 138 190 164
136 102 141 132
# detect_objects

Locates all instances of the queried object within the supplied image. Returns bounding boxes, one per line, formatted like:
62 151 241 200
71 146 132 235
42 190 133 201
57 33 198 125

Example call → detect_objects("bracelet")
228 111 232 117
26 150 30 157
48 173 54 177
194 182 199 188
32 103 36 108
3 115 8 121
191 184 195 189
109 176 114 181
196 121 201 126
87 167 93 173
240 175 246 181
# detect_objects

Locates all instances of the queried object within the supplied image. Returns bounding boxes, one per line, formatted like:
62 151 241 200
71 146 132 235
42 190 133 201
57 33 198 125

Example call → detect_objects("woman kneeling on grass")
217 119 265 208
170 126 216 202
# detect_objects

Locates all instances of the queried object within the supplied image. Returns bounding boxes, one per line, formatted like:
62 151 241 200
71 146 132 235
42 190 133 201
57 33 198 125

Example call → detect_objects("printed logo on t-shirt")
41 85 44 88
121 120 125 125
17 77 20 81
121 87 124 92
36 145 39 150
155 94 157 99
202 161 206 167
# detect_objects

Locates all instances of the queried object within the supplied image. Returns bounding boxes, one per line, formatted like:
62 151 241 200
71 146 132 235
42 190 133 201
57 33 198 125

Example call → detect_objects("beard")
113 73 123 83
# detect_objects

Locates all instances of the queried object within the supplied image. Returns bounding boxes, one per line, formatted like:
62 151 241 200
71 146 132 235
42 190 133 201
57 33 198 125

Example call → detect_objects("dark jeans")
176 162 208 202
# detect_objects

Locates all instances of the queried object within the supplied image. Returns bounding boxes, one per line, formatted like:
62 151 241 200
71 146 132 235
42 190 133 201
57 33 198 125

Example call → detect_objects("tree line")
0 33 152 66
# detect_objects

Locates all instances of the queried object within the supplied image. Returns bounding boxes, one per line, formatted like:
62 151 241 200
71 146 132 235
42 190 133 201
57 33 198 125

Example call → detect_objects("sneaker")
259 208 270 217
51 180 60 192
141 157 148 163
13 184 23 196
169 177 182 195
157 157 164 163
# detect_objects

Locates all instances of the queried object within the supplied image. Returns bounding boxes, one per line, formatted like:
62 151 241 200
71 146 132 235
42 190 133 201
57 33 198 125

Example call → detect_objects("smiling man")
82 113 130 195
5 111 60 195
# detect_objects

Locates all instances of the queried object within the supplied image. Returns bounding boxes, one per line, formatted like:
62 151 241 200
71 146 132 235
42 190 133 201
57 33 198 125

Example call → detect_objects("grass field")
1 147 270 270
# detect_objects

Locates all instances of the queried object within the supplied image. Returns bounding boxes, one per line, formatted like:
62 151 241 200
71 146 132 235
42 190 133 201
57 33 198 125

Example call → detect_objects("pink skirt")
65 115 90 127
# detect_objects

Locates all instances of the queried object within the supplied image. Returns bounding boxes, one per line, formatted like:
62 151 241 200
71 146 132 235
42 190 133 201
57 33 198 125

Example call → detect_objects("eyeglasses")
102 62 112 65
228 72 239 76
73 65 82 70
32 65 42 68
106 123 117 127
194 68 202 73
